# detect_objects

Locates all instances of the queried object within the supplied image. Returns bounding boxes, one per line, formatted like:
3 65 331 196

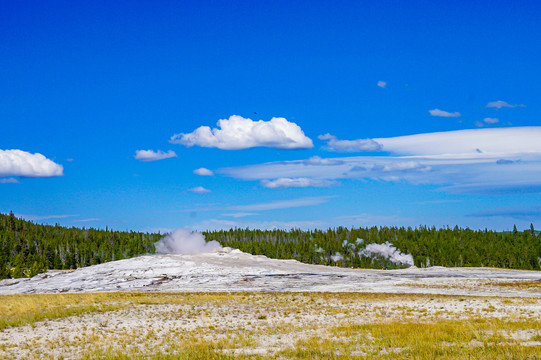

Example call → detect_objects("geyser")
155 228 222 254
359 241 414 267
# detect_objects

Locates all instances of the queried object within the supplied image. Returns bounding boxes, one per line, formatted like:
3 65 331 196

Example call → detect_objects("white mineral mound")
1 247 540 297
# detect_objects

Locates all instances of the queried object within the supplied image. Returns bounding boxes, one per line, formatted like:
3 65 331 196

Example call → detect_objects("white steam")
359 241 414 267
155 228 222 254
331 252 344 262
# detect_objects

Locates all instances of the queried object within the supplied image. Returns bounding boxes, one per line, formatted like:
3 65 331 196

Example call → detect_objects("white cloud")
221 127 541 194
221 212 258 218
429 109 461 117
377 81 387 88
134 149 177 162
188 186 211 194
261 178 338 189
230 196 332 211
0 150 63 178
192 218 325 231
475 121 484 128
16 214 78 221
374 127 541 156
303 156 343 166
193 167 214 176
318 134 382 152
170 115 313 150
192 212 413 231
0 178 19 184
174 196 332 215
486 100 525 109
483 117 499 124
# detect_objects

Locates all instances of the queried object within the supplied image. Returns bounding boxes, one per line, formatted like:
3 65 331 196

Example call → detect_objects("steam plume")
155 228 222 254
359 241 414 266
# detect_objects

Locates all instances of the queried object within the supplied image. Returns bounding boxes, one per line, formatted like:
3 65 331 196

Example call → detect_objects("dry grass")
397 279 541 293
0 292 540 359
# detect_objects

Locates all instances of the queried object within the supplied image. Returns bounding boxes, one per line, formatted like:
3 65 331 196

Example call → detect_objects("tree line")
1 211 540 279
204 225 541 270
0 212 159 278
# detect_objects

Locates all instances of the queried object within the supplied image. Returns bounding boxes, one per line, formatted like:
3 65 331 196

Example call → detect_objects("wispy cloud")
221 127 541 195
483 117 499 124
0 177 19 184
0 149 63 178
414 199 462 205
374 126 541 156
170 115 313 150
230 196 333 211
193 212 412 231
303 156 343 166
377 80 387 88
333 213 415 227
486 100 525 109
221 212 258 218
261 178 338 189
193 168 214 176
188 186 211 194
318 133 382 152
476 117 500 127
73 218 100 222
192 218 325 231
429 109 461 117
16 214 78 221
134 149 177 162
468 207 541 219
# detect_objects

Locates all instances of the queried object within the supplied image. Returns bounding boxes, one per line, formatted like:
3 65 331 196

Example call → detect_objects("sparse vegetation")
0 292 540 359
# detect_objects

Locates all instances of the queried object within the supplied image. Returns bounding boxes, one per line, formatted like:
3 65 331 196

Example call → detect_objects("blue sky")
1 0 541 232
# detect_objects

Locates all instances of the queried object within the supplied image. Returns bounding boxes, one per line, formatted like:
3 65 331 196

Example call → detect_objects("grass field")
0 292 540 359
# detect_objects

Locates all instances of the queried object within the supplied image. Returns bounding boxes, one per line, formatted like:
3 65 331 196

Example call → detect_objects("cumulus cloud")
377 81 387 88
193 168 214 176
0 150 63 178
318 134 382 152
0 178 19 184
486 100 525 109
170 115 313 150
221 127 541 195
134 149 177 162
429 109 461 117
261 177 338 189
188 186 211 194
